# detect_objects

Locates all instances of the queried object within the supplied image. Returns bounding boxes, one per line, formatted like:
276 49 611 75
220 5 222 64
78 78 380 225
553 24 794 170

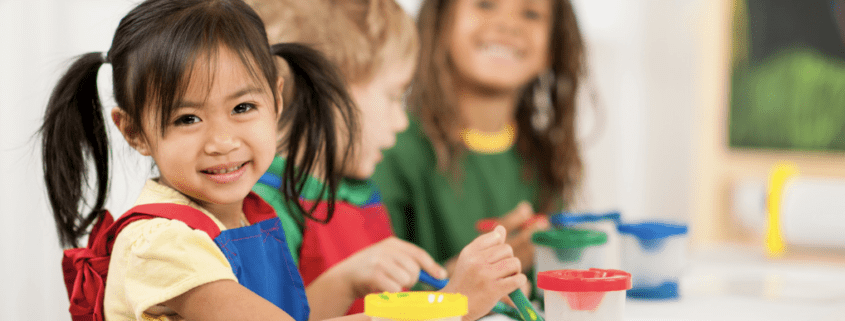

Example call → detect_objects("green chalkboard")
729 0 845 151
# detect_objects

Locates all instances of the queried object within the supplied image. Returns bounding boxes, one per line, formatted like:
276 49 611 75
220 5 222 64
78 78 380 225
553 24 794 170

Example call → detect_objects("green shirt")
372 116 539 264
252 156 377 264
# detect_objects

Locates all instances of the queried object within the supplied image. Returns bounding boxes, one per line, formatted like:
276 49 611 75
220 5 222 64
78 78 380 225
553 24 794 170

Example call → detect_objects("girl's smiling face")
447 0 553 92
119 47 281 213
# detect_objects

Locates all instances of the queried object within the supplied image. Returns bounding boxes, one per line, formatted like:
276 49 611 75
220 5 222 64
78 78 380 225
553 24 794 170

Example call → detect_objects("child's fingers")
372 270 404 293
397 240 447 279
497 272 528 293
509 227 536 250
481 243 514 264
498 202 533 231
490 257 522 277
509 215 548 249
465 225 507 253
500 295 516 308
392 254 422 286
379 260 415 289
525 214 550 230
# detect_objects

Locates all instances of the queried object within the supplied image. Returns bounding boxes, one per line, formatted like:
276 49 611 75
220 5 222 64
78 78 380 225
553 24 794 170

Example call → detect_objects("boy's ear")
111 108 152 156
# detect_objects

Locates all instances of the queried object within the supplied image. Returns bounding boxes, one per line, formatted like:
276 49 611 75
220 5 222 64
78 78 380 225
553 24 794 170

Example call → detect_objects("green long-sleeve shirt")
372 116 539 264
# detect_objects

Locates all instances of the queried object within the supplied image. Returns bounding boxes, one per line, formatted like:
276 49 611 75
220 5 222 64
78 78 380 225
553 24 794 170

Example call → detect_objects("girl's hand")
339 236 447 297
442 226 527 321
498 201 549 271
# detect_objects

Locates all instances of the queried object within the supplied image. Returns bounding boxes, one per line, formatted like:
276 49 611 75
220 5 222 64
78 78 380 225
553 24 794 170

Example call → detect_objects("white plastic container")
549 212 622 269
364 291 467 321
537 269 632 321
617 222 688 299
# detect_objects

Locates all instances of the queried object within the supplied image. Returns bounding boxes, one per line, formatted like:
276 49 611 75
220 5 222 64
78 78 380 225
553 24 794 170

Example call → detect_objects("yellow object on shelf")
766 162 798 258
364 291 468 321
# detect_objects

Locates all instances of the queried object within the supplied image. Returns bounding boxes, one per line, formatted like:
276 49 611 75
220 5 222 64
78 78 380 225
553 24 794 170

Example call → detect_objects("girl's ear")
275 76 285 122
111 107 152 156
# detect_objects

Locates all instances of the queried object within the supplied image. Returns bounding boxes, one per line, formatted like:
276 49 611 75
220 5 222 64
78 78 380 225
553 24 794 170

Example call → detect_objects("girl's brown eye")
477 0 494 10
524 9 541 20
174 114 200 126
232 103 256 115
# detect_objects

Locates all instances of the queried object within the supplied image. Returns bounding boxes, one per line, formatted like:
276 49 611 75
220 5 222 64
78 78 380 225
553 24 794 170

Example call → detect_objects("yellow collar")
460 123 516 154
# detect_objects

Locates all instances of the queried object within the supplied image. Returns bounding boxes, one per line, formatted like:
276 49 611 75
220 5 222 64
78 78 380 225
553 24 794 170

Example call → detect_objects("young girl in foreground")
248 0 526 319
42 0 363 320
373 0 586 283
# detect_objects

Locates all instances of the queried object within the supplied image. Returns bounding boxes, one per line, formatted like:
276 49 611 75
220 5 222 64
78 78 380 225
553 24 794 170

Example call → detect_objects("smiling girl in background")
373 0 586 287
41 0 364 320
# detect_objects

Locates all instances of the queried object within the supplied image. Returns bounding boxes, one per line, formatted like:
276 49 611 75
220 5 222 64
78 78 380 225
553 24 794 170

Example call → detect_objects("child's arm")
164 279 296 321
303 264 356 320
305 237 447 320
165 280 373 321
441 226 528 321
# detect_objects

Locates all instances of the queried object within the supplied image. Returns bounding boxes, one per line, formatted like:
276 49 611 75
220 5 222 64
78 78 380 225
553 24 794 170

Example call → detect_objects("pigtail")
40 52 109 248
271 43 358 224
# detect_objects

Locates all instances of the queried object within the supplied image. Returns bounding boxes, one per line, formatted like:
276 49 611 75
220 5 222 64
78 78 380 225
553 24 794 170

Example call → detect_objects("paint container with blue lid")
616 221 688 299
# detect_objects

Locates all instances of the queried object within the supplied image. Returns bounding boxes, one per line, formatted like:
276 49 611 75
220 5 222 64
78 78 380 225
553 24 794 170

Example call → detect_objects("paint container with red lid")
537 269 632 321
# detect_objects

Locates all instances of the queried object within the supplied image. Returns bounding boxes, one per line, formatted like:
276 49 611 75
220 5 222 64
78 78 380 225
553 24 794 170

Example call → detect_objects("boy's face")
344 56 414 180
448 0 552 92
126 47 281 213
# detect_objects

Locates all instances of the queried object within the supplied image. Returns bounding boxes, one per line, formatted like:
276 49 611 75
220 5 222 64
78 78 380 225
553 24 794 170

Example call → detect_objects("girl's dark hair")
272 43 358 226
412 0 585 212
41 0 356 248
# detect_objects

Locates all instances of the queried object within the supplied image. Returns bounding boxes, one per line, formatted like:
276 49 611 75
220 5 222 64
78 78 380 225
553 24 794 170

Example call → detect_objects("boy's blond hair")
247 0 418 84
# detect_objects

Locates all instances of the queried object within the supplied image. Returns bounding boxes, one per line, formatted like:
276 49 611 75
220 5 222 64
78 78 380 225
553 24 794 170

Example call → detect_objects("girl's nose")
492 4 522 35
204 130 241 155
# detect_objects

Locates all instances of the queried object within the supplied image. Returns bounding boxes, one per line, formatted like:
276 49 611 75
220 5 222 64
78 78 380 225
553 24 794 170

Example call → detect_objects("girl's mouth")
201 161 250 183
202 162 247 174
479 43 522 61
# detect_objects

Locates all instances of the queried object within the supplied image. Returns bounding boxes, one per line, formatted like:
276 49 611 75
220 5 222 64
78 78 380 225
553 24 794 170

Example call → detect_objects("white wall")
570 0 703 225
1 1 147 319
0 0 707 318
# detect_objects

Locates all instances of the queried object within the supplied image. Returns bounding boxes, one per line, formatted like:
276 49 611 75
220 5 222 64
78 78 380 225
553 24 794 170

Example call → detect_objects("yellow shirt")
104 180 237 321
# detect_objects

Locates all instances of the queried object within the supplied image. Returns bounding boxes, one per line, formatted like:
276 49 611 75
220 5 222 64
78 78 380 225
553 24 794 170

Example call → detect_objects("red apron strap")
123 203 221 238
94 204 221 256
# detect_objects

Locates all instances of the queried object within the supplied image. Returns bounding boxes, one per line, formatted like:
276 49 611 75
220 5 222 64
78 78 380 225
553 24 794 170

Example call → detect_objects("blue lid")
617 222 688 240
627 281 679 300
549 211 621 227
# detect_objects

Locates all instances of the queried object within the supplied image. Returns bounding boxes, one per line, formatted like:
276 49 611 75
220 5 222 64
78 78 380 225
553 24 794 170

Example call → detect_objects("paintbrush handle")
508 289 543 321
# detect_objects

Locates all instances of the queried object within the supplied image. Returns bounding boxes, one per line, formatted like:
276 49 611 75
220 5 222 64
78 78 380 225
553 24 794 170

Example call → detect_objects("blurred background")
1 0 843 319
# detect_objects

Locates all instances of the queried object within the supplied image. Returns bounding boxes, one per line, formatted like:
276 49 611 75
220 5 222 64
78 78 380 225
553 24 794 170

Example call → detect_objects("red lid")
537 269 632 292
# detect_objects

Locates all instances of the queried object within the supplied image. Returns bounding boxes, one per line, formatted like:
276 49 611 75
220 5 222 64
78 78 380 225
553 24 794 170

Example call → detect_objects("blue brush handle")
418 270 449 289
418 271 524 320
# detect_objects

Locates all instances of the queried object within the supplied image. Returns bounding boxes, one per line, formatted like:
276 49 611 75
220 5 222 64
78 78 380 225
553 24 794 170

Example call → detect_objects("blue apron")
214 216 310 321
